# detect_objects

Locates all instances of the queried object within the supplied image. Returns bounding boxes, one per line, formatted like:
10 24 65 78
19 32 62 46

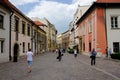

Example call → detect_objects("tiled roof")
34 21 46 26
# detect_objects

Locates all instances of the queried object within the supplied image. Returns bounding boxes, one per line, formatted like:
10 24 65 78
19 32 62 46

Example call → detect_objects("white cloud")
27 0 79 33
9 0 39 6
72 0 96 5
9 0 97 33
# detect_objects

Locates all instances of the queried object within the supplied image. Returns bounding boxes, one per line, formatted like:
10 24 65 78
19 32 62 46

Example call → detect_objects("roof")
0 0 12 11
34 21 46 26
76 1 120 24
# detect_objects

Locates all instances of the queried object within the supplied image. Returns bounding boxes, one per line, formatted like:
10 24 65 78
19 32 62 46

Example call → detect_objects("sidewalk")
77 54 120 79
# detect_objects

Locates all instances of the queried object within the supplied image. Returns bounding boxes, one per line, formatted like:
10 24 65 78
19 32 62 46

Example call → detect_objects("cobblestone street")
0 52 120 80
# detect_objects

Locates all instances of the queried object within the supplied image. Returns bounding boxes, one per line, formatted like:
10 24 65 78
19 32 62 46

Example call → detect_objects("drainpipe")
104 3 108 51
31 23 33 53
9 11 14 61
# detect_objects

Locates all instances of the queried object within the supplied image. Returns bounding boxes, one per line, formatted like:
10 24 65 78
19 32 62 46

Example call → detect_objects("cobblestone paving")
0 52 120 80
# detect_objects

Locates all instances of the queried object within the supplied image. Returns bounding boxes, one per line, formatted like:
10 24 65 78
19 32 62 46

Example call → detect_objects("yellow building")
33 21 46 55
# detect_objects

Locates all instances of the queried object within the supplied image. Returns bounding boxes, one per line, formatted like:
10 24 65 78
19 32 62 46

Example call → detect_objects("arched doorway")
13 43 19 62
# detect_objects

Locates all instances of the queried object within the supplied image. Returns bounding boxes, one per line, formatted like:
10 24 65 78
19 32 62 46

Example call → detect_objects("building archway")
13 43 19 62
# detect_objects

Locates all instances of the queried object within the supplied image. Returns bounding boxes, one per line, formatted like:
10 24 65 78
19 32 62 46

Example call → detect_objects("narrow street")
0 52 120 80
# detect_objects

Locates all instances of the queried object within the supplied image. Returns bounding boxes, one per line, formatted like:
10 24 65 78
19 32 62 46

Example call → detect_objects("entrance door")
79 37 82 53
13 43 19 62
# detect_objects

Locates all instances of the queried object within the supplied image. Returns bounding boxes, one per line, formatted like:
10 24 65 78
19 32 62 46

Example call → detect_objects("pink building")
76 0 120 56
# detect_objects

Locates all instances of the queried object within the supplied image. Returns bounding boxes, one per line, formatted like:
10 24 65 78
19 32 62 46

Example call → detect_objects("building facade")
33 21 46 55
31 17 57 51
0 0 12 63
0 0 46 63
69 5 90 50
10 10 32 62
62 30 70 49
76 0 120 56
57 33 62 49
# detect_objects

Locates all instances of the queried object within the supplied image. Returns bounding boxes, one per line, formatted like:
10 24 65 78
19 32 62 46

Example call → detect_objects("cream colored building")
32 21 46 55
57 33 62 48
62 30 70 49
0 0 12 63
0 0 33 62
31 17 57 51
69 5 90 49
11 12 32 62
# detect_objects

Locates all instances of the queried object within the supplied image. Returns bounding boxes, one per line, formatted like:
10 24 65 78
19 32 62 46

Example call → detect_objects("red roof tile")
34 21 46 26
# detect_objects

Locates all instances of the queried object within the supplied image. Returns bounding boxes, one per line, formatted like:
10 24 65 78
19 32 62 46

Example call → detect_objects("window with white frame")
0 40 4 53
111 16 118 28
0 14 4 29
113 42 119 53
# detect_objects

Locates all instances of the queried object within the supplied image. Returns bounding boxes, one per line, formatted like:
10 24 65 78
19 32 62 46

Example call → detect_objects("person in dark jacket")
57 49 62 61
90 48 97 65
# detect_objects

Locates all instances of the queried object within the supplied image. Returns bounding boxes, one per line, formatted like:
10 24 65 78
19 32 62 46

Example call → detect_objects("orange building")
76 0 120 56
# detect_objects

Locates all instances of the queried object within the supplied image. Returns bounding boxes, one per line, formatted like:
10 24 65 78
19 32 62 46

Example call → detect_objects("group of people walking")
25 47 112 73
56 48 78 61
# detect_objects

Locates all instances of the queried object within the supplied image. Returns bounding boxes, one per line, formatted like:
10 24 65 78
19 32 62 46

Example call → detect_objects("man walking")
26 49 33 73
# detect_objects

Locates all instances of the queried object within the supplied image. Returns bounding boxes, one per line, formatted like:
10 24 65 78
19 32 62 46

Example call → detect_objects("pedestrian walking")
106 47 108 58
26 49 34 73
55 48 58 53
57 49 63 61
74 49 77 58
108 48 112 59
90 48 97 65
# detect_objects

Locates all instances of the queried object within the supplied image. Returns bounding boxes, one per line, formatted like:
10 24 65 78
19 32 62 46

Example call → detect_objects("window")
0 15 4 29
27 24 30 36
83 43 85 51
22 21 25 34
88 20 92 33
23 42 25 53
0 40 4 53
89 42 91 51
113 42 119 52
14 17 19 32
28 43 30 50
111 16 118 28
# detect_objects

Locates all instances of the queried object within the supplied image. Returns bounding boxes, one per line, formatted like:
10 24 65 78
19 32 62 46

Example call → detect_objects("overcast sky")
9 0 96 33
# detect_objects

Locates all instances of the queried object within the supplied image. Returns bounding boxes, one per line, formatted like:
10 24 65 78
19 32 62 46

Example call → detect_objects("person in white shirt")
74 49 77 58
26 49 33 73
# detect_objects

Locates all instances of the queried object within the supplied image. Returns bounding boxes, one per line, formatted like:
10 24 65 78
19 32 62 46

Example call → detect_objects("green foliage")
111 53 120 60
